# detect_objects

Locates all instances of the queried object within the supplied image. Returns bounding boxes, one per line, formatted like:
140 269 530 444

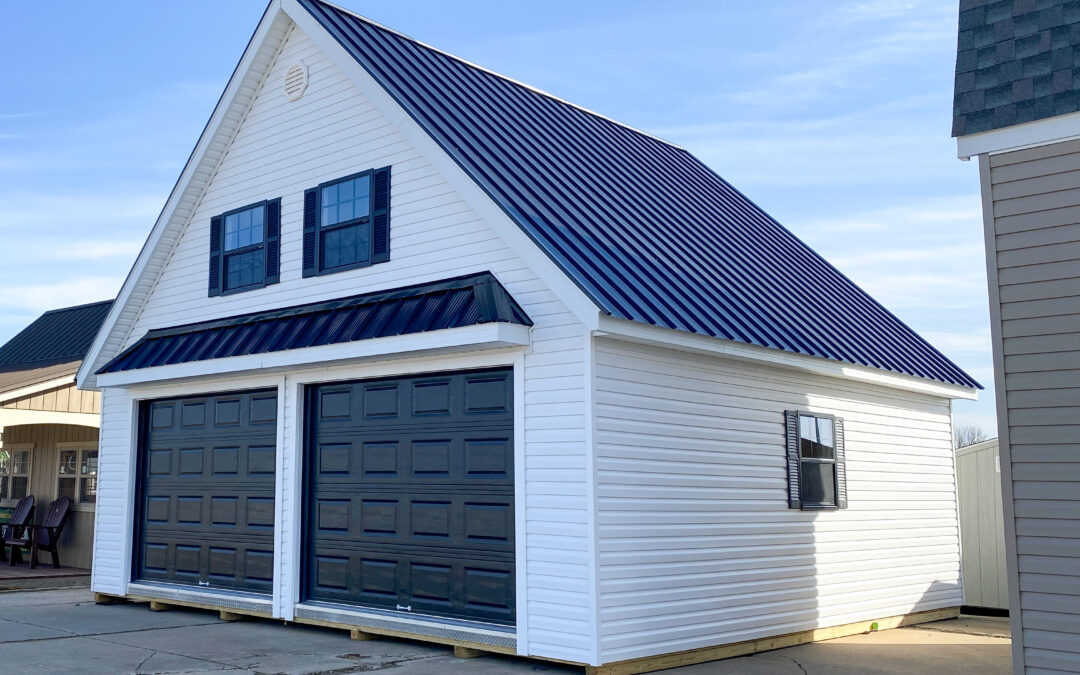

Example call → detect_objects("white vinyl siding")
593 338 961 663
986 139 1080 673
91 22 591 664
90 388 134 595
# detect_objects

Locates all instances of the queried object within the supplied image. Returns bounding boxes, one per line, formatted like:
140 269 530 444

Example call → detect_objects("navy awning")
98 272 530 374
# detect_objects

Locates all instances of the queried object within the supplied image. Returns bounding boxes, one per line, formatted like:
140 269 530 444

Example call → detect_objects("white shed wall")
90 22 592 664
593 338 962 663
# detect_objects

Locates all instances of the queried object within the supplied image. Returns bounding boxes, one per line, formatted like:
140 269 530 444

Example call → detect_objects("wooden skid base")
125 595 273 620
294 614 515 657
584 607 961 675
106 592 955 674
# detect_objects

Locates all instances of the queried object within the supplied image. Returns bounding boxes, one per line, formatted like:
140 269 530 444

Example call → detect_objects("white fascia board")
0 408 100 428
956 110 1080 159
94 323 531 388
596 316 979 401
77 1 291 391
280 0 601 332
0 376 77 405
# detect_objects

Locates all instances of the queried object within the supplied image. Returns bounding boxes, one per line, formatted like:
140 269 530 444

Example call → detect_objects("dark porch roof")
98 272 530 374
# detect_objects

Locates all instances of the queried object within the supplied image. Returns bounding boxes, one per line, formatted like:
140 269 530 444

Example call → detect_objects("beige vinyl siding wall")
986 140 1080 673
2 382 99 414
593 338 961 663
3 424 98 569
92 22 592 663
955 439 1008 609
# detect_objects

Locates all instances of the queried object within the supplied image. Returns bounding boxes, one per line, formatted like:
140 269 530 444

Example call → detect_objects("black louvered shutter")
835 417 848 509
302 188 318 277
208 215 223 296
265 198 281 285
784 410 801 510
372 165 391 263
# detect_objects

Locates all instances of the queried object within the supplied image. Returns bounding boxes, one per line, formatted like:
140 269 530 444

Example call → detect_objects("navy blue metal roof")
99 272 530 374
0 300 114 374
302 0 980 389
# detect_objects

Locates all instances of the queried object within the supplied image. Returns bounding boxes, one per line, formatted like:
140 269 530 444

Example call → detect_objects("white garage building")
78 1 980 672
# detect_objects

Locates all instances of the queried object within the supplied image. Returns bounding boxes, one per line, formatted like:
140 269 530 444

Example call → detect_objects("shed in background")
956 438 1007 612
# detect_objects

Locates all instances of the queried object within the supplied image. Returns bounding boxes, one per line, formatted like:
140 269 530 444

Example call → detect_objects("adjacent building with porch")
0 300 112 570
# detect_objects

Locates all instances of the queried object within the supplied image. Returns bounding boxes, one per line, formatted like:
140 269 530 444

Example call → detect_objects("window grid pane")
58 476 76 501
800 415 835 459
320 222 370 270
321 175 371 227
10 476 27 500
224 205 265 252
225 248 265 290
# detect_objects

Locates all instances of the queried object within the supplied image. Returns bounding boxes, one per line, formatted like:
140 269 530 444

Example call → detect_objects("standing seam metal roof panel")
98 272 530 374
301 0 980 389
0 299 115 374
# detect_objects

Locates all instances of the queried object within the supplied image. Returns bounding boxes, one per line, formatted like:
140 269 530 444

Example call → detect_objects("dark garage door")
305 368 514 625
136 389 277 593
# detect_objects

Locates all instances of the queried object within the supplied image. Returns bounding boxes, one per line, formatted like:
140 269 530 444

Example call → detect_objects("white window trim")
0 443 33 507
56 441 100 512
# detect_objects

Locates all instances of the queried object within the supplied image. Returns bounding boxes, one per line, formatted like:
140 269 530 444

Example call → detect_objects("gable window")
208 198 281 296
784 411 847 510
303 166 390 277
58 446 98 504
0 445 31 502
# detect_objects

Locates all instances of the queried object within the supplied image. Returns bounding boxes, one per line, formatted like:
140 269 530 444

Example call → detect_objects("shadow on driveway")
0 589 1011 674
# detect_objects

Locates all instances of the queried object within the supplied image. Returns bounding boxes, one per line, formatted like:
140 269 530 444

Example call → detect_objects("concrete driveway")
0 588 1012 674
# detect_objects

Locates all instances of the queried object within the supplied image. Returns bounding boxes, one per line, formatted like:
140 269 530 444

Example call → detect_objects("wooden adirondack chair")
1 495 35 565
25 496 72 569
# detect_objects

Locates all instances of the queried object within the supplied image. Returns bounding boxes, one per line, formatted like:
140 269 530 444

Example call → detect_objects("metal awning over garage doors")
304 368 515 625
135 389 277 593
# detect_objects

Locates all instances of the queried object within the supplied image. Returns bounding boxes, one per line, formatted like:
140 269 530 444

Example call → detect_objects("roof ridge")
40 298 114 316
307 0 686 151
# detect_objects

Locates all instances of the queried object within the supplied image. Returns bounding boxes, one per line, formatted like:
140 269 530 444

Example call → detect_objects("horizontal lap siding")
91 388 132 595
989 140 1080 673
111 24 591 663
594 339 959 663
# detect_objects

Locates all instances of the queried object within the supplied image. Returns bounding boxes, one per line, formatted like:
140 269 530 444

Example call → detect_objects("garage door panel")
305 368 515 624
310 435 513 487
137 389 277 593
309 491 513 554
307 547 515 623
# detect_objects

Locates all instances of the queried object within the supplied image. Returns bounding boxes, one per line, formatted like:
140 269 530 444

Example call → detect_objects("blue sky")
0 0 993 431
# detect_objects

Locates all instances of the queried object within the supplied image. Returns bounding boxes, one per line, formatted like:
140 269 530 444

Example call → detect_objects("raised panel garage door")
305 368 514 625
135 389 277 593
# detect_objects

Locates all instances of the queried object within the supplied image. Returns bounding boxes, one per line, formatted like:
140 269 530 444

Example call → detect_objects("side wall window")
303 166 390 277
208 198 281 296
0 445 31 502
58 446 98 504
784 411 847 510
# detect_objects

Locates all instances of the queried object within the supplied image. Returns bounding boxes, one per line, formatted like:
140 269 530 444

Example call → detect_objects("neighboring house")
953 2 1080 672
956 438 1008 611
0 300 113 569
77 1 979 672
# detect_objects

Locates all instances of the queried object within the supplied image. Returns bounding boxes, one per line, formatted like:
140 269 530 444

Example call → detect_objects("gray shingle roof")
953 0 1080 137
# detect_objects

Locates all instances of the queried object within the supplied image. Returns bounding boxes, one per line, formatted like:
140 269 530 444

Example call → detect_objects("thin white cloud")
0 277 122 312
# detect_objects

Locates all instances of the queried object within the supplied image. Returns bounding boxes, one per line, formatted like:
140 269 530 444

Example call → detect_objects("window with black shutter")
303 166 390 277
208 198 281 296
784 411 847 510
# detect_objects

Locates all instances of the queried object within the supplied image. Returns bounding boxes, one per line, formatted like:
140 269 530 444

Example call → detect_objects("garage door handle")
396 604 411 612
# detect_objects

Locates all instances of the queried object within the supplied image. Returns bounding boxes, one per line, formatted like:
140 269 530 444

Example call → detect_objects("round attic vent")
284 64 308 101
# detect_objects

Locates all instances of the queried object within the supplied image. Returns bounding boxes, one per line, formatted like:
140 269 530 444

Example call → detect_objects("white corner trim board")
596 316 978 401
956 109 1080 159
94 322 532 388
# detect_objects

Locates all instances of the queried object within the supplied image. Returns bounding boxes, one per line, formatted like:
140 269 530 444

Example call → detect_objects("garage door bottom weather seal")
127 582 272 614
294 602 516 649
